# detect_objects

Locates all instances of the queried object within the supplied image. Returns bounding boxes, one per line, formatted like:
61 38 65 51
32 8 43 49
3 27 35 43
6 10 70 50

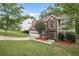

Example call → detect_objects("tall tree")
39 10 49 19
0 3 23 31
40 4 79 33
40 4 64 19
47 5 64 16
56 3 79 34
20 15 34 21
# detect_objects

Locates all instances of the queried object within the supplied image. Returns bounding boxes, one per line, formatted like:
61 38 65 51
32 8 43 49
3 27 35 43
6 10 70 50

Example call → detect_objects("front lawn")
0 29 28 37
0 40 79 56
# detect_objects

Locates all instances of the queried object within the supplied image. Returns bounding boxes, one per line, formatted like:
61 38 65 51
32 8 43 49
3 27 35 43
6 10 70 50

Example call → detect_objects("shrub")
58 32 64 41
65 32 76 42
22 30 29 33
35 21 45 37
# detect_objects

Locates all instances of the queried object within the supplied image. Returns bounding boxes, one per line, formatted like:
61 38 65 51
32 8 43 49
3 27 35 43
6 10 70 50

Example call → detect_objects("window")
58 20 60 25
50 23 53 27
51 17 53 20
28 22 30 24
50 20 54 27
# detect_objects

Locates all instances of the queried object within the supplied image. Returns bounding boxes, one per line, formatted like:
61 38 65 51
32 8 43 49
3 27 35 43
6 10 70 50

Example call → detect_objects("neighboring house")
20 18 35 31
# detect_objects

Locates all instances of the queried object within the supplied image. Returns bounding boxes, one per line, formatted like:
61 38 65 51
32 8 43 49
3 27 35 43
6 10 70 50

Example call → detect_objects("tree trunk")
74 14 78 39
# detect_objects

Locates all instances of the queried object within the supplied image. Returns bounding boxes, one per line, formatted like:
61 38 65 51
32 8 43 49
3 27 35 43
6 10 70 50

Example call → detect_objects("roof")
41 14 67 22
57 14 67 20
29 19 38 31
42 15 57 22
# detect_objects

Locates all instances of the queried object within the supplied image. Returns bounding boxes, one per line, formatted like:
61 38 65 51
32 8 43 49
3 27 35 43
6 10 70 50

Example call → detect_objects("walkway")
0 36 55 44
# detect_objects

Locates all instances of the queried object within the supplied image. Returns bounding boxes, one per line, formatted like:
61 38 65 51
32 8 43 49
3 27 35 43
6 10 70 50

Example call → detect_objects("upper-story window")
50 21 54 27
51 17 53 20
45 23 47 25
50 23 53 27
58 20 60 25
28 22 30 24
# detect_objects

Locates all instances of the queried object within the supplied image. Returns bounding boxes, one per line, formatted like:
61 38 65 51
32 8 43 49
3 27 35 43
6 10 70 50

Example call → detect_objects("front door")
49 32 55 40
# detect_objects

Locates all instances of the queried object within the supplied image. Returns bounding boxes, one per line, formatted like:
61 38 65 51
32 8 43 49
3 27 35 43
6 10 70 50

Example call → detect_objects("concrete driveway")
0 36 31 40
0 36 55 44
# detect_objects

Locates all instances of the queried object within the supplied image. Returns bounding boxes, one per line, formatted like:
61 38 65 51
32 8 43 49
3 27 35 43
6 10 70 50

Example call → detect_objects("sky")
19 3 53 20
19 3 54 30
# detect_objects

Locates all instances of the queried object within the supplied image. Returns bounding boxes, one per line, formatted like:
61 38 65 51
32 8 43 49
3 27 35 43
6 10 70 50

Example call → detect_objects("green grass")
0 40 79 56
0 29 28 37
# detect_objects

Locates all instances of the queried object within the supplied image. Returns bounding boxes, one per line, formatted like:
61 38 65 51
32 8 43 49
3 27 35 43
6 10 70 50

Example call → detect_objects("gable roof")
29 19 38 31
41 14 67 22
42 15 57 22
57 14 67 19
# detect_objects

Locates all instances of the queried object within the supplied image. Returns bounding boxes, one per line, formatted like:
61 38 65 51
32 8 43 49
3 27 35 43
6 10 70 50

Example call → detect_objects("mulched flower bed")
56 40 75 44
55 40 79 48
35 37 47 41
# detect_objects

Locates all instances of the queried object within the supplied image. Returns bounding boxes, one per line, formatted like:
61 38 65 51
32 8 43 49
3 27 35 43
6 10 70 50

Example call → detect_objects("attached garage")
29 31 40 38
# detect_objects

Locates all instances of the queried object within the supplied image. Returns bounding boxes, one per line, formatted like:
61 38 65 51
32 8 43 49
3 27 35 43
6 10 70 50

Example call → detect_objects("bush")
58 31 76 43
65 32 76 42
22 30 29 33
35 21 45 37
58 32 64 41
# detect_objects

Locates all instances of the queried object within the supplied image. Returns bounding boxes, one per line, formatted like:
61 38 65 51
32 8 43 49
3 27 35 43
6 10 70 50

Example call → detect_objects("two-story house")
41 14 68 40
29 14 75 40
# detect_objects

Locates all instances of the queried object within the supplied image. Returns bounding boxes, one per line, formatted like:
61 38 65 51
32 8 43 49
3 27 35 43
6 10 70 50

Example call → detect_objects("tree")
40 4 79 33
39 10 49 19
56 3 79 34
40 4 64 19
47 5 64 16
0 3 23 31
20 15 34 21
35 21 45 37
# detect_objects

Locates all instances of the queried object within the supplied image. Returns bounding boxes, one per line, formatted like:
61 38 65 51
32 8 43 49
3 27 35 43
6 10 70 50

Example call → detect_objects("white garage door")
29 31 40 38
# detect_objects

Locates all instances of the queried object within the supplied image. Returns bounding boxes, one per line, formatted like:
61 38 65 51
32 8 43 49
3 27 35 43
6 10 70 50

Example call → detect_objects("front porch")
42 29 57 40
